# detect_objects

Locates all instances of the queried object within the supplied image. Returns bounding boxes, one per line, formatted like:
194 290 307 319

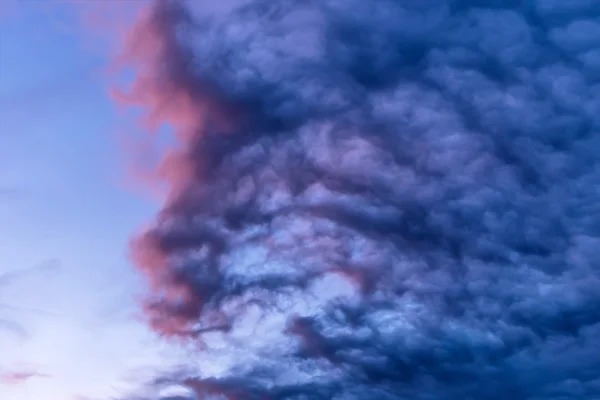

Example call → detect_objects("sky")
1 1 600 400
0 2 177 399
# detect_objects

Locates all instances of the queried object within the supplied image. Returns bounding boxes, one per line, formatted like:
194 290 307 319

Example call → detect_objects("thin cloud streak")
0 370 51 385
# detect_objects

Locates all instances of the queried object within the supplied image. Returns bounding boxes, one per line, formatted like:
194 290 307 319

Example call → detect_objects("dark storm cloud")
114 0 600 398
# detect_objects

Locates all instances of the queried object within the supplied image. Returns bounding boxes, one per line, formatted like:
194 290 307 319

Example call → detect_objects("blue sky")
0 2 173 399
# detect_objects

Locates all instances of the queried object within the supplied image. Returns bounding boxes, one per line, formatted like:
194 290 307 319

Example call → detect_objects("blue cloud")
117 0 600 398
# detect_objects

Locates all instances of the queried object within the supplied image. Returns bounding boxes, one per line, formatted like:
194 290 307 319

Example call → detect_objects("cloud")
112 0 600 398
0 370 51 385
0 259 61 339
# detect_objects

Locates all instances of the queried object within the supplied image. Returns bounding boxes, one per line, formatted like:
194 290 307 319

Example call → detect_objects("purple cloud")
112 0 600 398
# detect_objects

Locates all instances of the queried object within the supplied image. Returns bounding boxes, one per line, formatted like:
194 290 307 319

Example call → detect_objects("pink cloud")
0 370 51 385
107 0 245 338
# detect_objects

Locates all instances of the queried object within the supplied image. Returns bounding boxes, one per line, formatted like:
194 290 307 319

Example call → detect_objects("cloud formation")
0 370 50 385
114 0 600 398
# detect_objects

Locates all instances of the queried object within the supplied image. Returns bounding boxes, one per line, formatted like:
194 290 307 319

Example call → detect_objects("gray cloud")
114 0 600 398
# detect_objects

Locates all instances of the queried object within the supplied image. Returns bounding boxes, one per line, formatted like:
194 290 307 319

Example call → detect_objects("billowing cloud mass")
114 0 600 398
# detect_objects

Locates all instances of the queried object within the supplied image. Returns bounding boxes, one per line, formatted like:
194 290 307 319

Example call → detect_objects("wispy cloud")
0 370 51 385
0 259 61 339
0 259 60 285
